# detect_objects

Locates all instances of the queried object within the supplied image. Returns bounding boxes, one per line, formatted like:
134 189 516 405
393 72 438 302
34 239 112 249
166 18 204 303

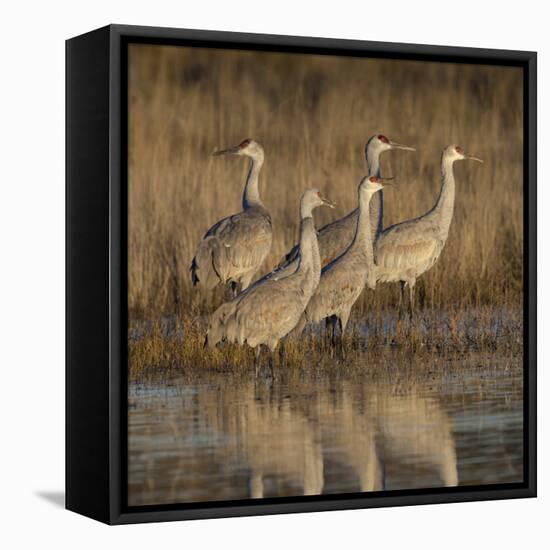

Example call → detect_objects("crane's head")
213 138 264 160
365 134 416 158
301 188 336 217
444 144 483 163
360 175 394 194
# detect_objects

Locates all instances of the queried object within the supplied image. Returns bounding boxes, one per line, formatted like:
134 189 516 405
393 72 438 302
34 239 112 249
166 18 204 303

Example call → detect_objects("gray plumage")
190 139 272 294
298 176 388 351
375 144 483 315
206 189 335 354
281 135 415 272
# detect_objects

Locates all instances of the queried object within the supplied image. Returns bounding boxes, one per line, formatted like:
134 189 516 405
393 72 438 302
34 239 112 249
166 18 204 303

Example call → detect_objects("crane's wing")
235 283 302 338
375 223 439 271
211 211 272 273
316 210 358 267
203 214 232 238
280 209 357 269
307 262 364 322
203 211 272 280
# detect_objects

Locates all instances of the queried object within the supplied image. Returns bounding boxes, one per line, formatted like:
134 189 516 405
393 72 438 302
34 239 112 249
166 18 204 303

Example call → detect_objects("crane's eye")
316 191 322 198
378 135 390 144
239 138 251 148
455 146 464 154
369 176 379 183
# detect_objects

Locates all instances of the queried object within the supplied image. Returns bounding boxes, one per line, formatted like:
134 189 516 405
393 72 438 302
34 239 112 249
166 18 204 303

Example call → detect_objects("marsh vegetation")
129 307 522 380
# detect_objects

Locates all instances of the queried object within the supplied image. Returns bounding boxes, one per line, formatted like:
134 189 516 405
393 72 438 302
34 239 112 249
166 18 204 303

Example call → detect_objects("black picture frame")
66 24 537 525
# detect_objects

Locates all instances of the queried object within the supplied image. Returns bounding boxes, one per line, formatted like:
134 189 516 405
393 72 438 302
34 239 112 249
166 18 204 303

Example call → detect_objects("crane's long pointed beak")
390 141 416 152
466 155 484 163
379 177 396 186
322 197 336 208
213 145 240 156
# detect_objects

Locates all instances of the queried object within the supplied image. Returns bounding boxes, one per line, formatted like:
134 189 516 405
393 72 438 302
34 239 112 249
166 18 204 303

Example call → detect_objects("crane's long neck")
429 154 456 239
350 190 376 272
366 146 383 241
297 203 321 291
242 155 264 209
366 147 382 178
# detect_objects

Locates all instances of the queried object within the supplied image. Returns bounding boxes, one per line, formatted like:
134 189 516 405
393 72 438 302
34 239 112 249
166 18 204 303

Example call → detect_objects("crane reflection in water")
128 364 522 506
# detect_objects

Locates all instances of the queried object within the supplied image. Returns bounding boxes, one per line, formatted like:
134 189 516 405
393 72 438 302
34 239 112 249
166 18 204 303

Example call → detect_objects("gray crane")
206 189 335 373
375 144 483 318
281 134 415 271
298 176 391 357
190 139 272 296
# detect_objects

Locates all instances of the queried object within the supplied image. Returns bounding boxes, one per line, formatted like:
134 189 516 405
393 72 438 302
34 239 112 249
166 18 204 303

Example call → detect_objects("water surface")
128 355 523 506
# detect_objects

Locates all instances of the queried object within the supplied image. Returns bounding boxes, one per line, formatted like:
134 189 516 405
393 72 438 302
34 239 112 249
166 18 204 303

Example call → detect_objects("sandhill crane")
190 139 272 296
206 189 335 373
298 176 391 357
281 135 415 271
375 144 483 318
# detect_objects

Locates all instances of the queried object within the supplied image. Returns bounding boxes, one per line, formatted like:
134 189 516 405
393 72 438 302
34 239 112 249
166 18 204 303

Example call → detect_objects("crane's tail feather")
190 237 223 290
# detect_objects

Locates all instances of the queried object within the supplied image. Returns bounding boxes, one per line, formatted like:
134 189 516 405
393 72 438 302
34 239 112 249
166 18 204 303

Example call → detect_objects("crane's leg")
254 345 275 380
398 281 406 319
278 341 286 369
408 280 416 322
268 349 275 379
338 318 346 360
324 318 332 353
338 311 351 360
325 320 331 357
323 320 331 350
327 316 337 358
254 346 261 378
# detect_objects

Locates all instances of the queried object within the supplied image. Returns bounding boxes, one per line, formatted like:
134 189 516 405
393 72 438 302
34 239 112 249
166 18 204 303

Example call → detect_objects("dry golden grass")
128 44 523 323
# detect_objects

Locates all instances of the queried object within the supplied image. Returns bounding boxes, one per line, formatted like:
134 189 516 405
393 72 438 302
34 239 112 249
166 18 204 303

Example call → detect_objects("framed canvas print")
66 24 536 524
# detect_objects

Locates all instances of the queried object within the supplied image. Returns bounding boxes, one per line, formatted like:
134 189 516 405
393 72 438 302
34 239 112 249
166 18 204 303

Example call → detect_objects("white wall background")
0 1 546 547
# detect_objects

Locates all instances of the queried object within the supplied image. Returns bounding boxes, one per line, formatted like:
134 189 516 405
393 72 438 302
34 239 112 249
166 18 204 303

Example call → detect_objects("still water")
128 360 523 506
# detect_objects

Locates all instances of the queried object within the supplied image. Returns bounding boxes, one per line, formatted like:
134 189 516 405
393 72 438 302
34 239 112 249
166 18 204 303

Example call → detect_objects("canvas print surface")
127 44 524 506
